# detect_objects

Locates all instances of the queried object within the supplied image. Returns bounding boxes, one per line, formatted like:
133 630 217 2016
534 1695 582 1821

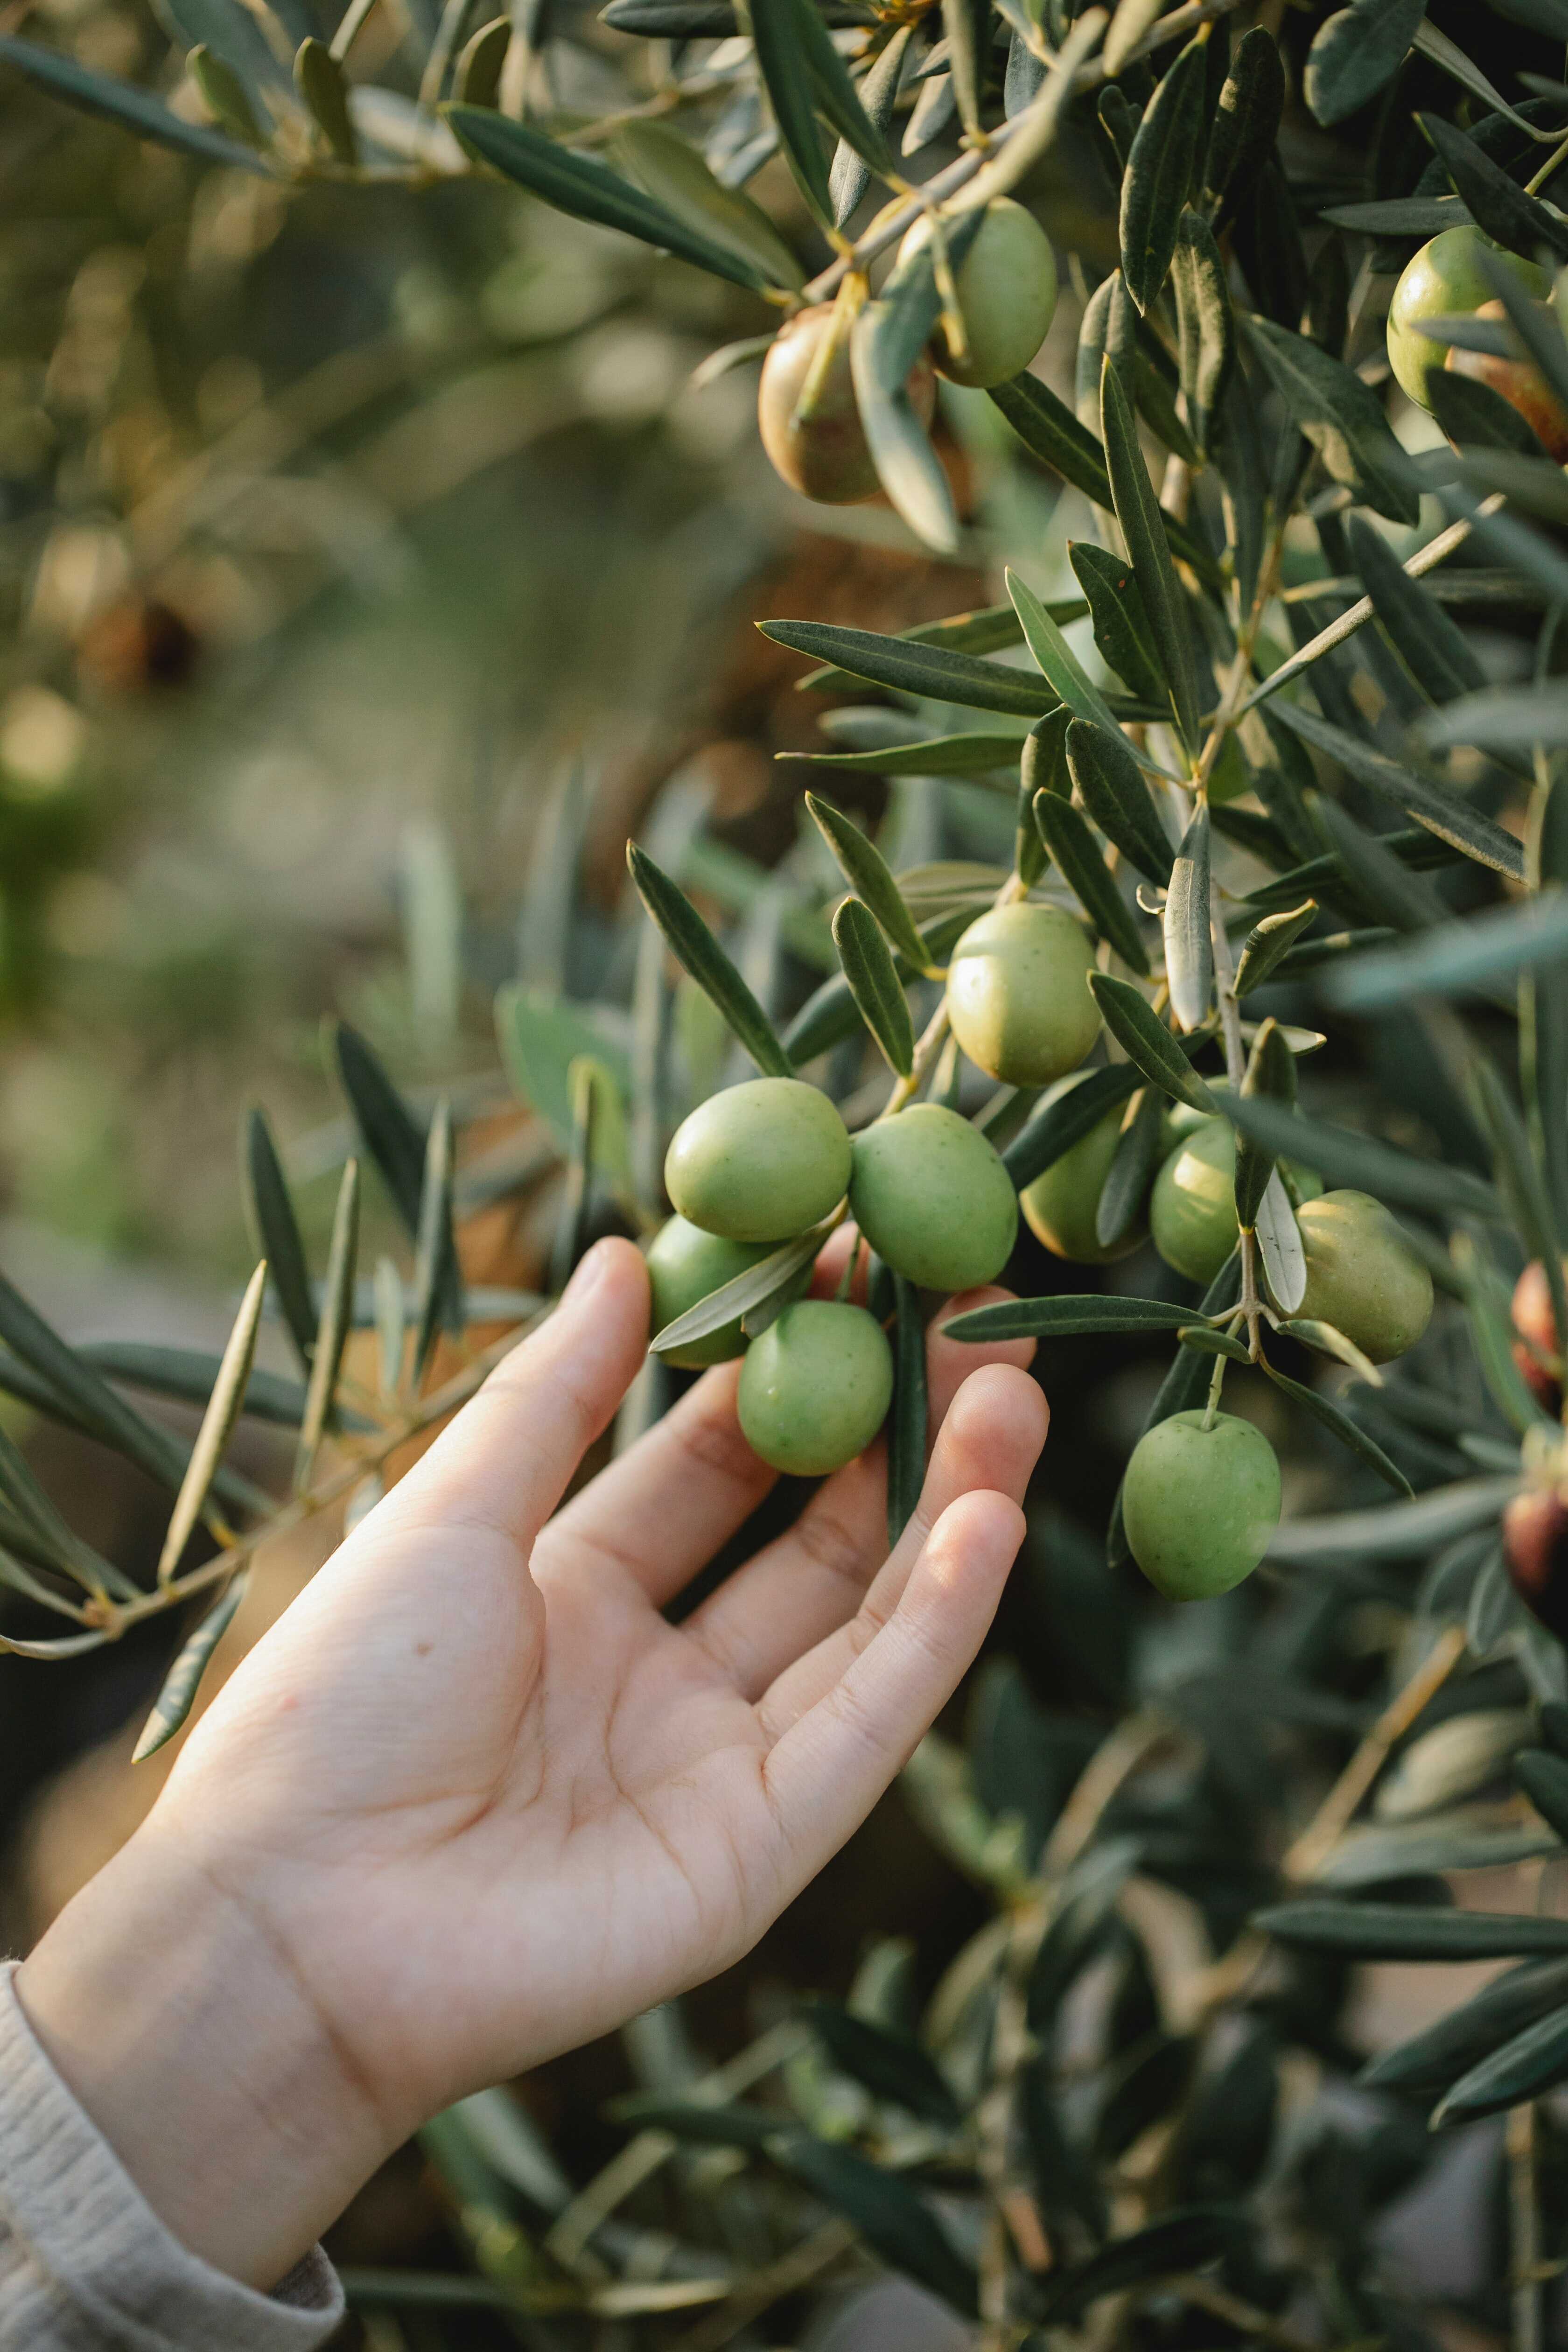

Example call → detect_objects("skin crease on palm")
14 1233 1048 2296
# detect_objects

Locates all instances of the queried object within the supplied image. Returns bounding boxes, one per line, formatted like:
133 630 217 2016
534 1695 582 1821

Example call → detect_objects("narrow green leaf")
833 898 914 1075
1234 1016 1293 1229
296 37 357 162
1260 1361 1414 1493
78 1342 367 1433
770 2136 978 2315
618 120 804 287
1304 0 1425 128
375 1258 406 1400
1245 316 1421 527
652 1225 827 1357
797 602 1036 693
1003 1064 1141 1190
1257 1901 1568 1960
448 107 776 291
888 1275 925 1547
455 16 509 105
411 1098 457 1380
785 910 971 1064
944 1294 1200 1342
1164 805 1211 1031
1169 210 1234 455
1100 362 1201 751
132 1573 250 1764
809 1999 959 2127
1067 720 1175 887
1435 2004 1568 2124
1203 25 1285 228
242 1107 316 1378
988 376 1221 587
0 32 272 170
494 986 633 1184
1269 702 1525 880
1275 1317 1384 1388
1095 1086 1164 1251
1330 896 1568 1015
787 734 1023 781
1348 514 1485 707
808 796 931 975
1177 1322 1252 1362
1321 193 1470 235
1035 2208 1247 2326
1255 1167 1308 1314
1006 570 1126 741
760 618 1055 719
1517 1747 1568 1843
1119 34 1207 313
333 1022 425 1235
1419 112 1568 266
0 1272 185 1498
0 1420 127 1597
1233 901 1319 997
295 1158 360 1492
189 45 265 146
737 0 833 224
939 0 982 140
1219 1095 1501 1219
628 843 792 1078
1090 973 1215 1110
155 1263 267 1585
1362 1956 1568 2095
830 26 909 228
1069 543 1165 706
1033 790 1150 973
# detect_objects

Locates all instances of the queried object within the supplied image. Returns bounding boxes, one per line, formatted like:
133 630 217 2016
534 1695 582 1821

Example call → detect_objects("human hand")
18 1238 1047 2289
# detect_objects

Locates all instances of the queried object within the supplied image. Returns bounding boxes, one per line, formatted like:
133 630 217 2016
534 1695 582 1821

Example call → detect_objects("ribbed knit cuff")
0 1960 344 2351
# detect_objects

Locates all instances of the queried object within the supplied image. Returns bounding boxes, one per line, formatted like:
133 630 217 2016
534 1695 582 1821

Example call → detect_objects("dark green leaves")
243 1108 316 1377
1304 0 1425 128
1433 2005 1568 2125
1169 212 1234 455
1069 544 1164 706
132 1573 250 1764
1245 318 1421 527
627 843 792 1077
1260 1362 1412 1494
772 2137 978 2313
0 32 272 171
1033 790 1150 973
1119 35 1207 313
945 1295 1204 1342
1516 1748 1568 1843
1362 1958 1568 2097
832 899 914 1076
1090 974 1215 1111
296 1158 359 1491
887 1276 925 1547
808 2002 961 2128
1204 27 1285 228
760 619 1055 719
1419 112 1568 266
448 109 779 293
1268 703 1525 880
1034 2207 1247 2326
1219 1095 1500 1220
808 796 930 970
1164 806 1211 1031
1097 1087 1164 1252
1003 1064 1141 1189
1233 900 1319 996
1007 572 1124 738
1257 1902 1568 1960
296 37 357 164
1066 721 1175 887
1100 361 1201 751
742 0 893 228
1347 513 1484 706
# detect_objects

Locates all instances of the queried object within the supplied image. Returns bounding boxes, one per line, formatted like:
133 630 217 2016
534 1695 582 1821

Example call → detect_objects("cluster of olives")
757 197 1059 506
1386 224 1568 460
644 891 1435 1606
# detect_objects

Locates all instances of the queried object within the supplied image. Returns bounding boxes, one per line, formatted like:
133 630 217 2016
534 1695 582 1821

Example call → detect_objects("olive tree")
9 0 1568 2340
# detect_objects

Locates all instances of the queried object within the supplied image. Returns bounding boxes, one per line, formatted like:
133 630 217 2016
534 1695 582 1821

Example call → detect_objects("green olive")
849 1103 1018 1292
1150 1118 1323 1287
1020 1074 1145 1264
737 1300 894 1475
1386 227 1548 411
1122 1410 1281 1600
945 903 1100 1089
1295 1190 1434 1364
646 1217 808 1369
896 199 1058 390
1445 298 1568 462
665 1078 852 1245
757 302 935 504
1160 1078 1231 1156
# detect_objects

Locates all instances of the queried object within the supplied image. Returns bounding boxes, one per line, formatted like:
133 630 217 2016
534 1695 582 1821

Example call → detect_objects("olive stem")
1201 1352 1225 1430
1281 1622 1468 1882
1526 130 1568 196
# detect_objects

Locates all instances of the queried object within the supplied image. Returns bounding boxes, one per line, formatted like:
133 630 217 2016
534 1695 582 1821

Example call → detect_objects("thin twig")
1282 1623 1468 1882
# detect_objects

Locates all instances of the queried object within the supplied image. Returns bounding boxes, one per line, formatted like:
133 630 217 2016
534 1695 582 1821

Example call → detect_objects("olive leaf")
1169 210 1233 456
796 601 1037 693
1089 976 1217 1114
807 796 932 971
1100 360 1202 752
243 1106 317 1376
651 1226 828 1357
1268 703 1525 880
760 618 1055 720
155 1263 267 1587
1066 720 1176 887
988 375 1222 587
1260 1362 1413 1493
0 32 273 171
618 120 803 287
887 1276 926 1547
448 108 779 293
131 1573 251 1764
1006 570 1126 742
1163 806 1211 1031
785 910 971 1064
940 0 984 141
1254 1169 1307 1315
1304 0 1425 128
770 2136 979 2316
1034 2208 1248 2327
1069 543 1165 706
496 986 634 1183
296 37 357 163
295 1157 360 1492
1433 2005 1568 2126
1276 1317 1383 1389
850 245 960 557
808 1998 960 2127
1361 1957 1568 2095
832 898 914 1076
1177 1322 1252 1362
733 0 831 224
830 26 909 225
945 1295 1202 1341
1233 901 1319 997
1234 1016 1293 1230
455 17 510 105
1203 25 1285 229
1033 790 1150 973
1257 1901 1568 1960
1219 1095 1500 1219
189 46 265 146
1321 192 1470 235
1346 515 1484 708
411 1097 459 1377
1118 35 1206 313
1244 317 1421 528
1418 112 1568 266
80 1342 370 1433
765 0 897 183
1003 1064 1141 1190
627 843 793 1078
1095 1087 1164 1252
796 733 1021 783
0 1270 187 1498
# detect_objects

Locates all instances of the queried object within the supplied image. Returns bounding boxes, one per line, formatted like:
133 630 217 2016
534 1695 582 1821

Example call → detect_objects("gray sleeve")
0 1962 345 2352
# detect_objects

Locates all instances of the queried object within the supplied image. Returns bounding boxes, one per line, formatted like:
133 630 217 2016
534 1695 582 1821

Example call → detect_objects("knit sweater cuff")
0 1960 344 2350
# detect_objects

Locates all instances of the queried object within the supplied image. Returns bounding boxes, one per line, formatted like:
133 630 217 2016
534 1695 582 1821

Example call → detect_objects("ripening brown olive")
1512 1259 1564 1410
1446 300 1568 462
757 304 936 504
1386 228 1548 410
1504 1487 1568 1643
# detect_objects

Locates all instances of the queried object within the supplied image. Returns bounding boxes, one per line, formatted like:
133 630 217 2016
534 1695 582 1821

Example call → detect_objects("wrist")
15 1819 394 2292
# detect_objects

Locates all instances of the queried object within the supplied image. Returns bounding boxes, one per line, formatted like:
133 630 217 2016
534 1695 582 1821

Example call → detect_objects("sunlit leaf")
155 1263 267 1586
131 1573 250 1764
